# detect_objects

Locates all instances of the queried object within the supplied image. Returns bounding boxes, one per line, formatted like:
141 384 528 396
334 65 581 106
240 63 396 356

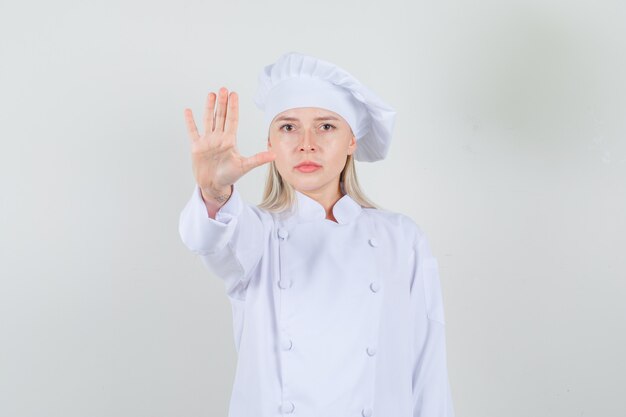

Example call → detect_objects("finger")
215 87 228 132
224 91 239 134
203 92 216 136
184 108 200 142
242 150 276 174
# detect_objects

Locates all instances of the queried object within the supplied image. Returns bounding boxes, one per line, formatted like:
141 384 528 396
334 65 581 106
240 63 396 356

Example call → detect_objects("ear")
347 135 357 155
267 136 271 149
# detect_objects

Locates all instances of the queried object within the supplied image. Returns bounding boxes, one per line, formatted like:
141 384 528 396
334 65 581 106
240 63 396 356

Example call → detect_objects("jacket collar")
286 188 363 225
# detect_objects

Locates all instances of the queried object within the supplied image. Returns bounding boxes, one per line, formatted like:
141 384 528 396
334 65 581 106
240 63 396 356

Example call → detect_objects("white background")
1 0 625 416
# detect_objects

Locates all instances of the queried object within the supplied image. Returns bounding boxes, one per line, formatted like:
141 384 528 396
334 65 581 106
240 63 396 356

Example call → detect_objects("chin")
287 178 324 193
290 182 319 192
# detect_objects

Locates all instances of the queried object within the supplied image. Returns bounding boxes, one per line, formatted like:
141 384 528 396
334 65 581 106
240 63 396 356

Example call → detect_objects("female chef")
179 52 455 417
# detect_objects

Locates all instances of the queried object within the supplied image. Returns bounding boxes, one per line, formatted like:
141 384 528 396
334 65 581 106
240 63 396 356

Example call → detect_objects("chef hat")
253 51 396 162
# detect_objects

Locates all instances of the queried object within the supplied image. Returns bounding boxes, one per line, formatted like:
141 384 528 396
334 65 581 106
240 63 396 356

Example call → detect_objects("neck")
297 182 343 221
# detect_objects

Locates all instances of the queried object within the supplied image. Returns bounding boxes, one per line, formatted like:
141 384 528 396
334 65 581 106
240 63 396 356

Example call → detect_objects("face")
267 107 357 197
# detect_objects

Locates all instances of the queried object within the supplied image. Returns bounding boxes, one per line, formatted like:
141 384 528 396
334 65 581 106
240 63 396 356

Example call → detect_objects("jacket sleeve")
410 227 455 417
178 183 267 300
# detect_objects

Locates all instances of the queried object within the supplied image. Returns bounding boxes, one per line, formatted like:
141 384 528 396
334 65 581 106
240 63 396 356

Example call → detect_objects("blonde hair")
258 153 379 213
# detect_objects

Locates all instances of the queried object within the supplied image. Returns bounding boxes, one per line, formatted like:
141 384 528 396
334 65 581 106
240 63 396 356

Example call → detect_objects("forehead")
272 107 346 123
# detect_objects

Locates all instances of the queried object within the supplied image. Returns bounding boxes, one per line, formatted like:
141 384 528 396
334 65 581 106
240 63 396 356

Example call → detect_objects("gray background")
1 0 625 416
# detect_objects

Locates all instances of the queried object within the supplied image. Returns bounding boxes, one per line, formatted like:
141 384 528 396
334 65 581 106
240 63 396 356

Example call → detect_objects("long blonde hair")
258 153 379 213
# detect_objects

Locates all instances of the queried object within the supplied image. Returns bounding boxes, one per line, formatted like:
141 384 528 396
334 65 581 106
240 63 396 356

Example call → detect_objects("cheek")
327 143 349 166
272 149 292 174
331 156 348 173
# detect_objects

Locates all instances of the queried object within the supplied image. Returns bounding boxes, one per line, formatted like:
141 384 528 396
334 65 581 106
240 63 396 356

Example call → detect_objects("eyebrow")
273 115 341 123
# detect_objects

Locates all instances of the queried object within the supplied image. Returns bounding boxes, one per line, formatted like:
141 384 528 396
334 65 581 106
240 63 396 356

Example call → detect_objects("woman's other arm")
410 226 456 417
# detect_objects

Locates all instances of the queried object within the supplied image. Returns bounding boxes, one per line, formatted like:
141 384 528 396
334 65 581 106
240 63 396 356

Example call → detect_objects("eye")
280 124 295 132
320 123 335 131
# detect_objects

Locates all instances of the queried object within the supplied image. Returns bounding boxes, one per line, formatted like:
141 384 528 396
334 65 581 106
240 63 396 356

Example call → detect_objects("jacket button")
370 281 380 293
278 278 292 289
278 228 289 240
362 406 373 417
280 401 295 413
366 346 377 356
281 338 293 350
368 237 378 247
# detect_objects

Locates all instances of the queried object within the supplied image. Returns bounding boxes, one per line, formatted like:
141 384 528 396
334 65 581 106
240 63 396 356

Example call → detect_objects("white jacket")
179 183 455 417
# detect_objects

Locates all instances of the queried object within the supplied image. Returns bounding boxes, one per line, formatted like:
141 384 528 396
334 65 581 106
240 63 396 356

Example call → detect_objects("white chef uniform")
179 51 455 417
178 182 455 417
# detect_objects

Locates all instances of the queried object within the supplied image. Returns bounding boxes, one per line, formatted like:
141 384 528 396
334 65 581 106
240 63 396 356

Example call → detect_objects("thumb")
242 150 276 174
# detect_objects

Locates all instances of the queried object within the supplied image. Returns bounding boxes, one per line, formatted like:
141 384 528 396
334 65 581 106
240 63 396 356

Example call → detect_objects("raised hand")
184 87 276 205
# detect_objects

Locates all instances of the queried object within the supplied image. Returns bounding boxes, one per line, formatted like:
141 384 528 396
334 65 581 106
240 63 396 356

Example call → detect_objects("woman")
179 52 455 417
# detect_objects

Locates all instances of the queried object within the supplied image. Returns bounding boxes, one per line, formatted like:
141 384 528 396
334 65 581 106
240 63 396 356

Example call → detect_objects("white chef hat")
253 51 396 162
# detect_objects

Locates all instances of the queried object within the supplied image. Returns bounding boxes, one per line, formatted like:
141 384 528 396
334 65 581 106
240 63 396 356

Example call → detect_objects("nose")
299 129 316 152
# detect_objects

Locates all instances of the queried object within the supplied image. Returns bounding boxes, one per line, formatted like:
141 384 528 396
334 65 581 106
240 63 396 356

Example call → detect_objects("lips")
295 160 322 173
294 161 322 169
